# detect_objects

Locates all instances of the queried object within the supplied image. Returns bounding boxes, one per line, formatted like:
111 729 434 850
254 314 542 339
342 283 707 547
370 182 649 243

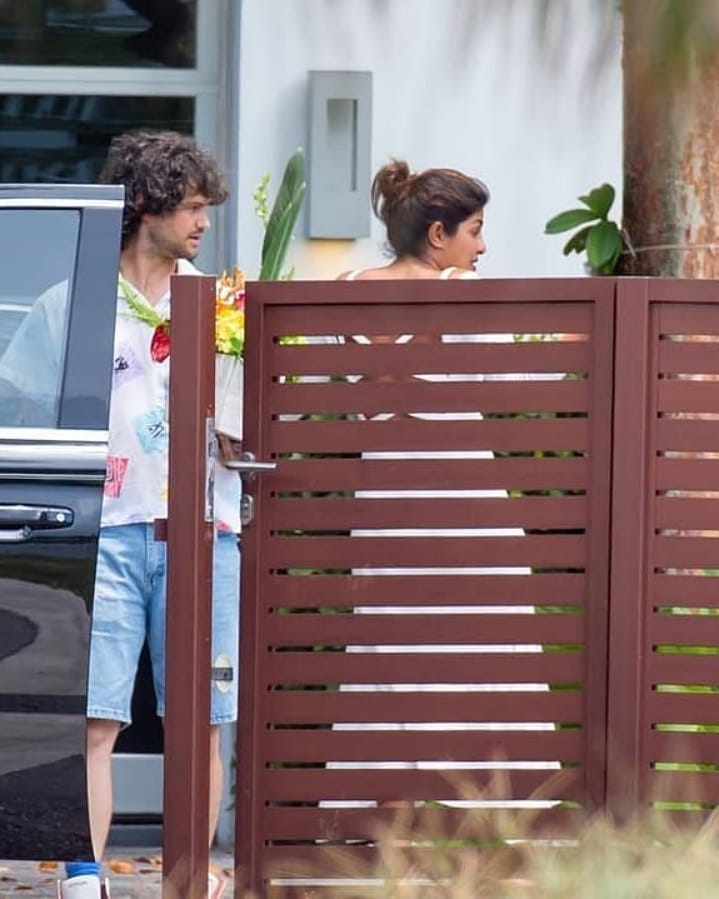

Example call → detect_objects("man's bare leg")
208 724 224 844
86 718 121 859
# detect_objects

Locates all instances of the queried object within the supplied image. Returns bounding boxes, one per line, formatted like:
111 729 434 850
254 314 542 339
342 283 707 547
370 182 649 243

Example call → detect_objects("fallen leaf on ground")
135 855 162 867
38 861 59 872
108 859 135 874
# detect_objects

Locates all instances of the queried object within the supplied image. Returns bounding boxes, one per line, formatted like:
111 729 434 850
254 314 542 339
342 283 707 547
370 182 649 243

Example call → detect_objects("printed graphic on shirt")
104 455 129 498
113 342 144 389
133 407 168 455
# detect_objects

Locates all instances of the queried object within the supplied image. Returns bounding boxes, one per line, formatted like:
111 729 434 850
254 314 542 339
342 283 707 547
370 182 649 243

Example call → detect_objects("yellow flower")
215 267 245 358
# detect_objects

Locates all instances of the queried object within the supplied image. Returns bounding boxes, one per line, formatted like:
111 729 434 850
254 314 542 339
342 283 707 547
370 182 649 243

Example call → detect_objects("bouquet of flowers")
214 265 245 358
119 267 245 363
214 266 245 440
119 269 246 440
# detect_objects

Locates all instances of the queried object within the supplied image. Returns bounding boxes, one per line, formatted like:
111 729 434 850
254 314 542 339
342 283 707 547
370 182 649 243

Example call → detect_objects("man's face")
143 189 212 261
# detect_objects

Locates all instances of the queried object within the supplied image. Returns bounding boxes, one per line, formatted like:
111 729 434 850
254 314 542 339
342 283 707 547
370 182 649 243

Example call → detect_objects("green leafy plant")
256 148 306 281
544 182 626 274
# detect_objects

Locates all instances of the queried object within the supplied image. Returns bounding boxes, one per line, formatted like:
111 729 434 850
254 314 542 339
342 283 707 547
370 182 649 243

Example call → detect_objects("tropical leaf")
562 225 592 256
260 149 306 281
578 182 615 218
586 220 623 272
545 208 599 234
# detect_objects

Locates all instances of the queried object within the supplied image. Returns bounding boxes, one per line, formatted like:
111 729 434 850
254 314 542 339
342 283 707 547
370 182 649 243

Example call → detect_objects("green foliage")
258 148 307 281
252 173 271 228
544 182 625 275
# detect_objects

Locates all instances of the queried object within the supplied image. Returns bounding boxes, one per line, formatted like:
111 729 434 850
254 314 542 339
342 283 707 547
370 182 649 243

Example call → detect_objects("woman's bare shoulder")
336 266 394 281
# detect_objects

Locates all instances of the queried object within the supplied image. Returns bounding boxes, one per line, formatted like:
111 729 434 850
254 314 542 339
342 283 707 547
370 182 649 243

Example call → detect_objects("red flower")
150 324 170 363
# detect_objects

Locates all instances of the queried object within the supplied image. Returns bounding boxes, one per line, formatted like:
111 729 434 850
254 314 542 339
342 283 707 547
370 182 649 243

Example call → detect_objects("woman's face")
443 210 486 270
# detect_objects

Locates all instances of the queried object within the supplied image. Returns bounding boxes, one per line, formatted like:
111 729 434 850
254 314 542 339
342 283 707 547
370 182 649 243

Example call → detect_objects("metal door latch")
240 494 254 527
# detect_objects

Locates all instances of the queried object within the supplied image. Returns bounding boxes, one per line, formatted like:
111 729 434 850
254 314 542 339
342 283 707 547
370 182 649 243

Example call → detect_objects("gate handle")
224 451 277 482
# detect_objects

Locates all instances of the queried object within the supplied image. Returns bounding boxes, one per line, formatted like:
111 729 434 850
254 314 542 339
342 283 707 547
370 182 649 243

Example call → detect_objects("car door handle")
0 504 74 531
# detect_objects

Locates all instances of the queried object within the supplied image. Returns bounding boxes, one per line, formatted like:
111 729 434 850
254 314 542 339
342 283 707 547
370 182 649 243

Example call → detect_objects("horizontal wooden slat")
262 803 583 841
658 303 719 334
658 380 719 413
646 770 719 803
264 729 583 763
266 534 585 569
265 573 586 609
270 416 589 454
268 496 587 531
653 536 719 569
270 339 590 376
263 766 582 802
656 417 719 452
649 612 719 643
649 730 719 761
270 379 588 416
267 300 593 336
267 652 584 687
647 652 719 684
264 691 581 724
655 497 719 530
652 573 719 607
266 611 584 646
645 691 719 723
261 826 588 881
269 456 588 493
657 340 719 375
656 458 719 491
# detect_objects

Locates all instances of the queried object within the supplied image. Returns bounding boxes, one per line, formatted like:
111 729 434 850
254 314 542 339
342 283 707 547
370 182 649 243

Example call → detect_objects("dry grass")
238 803 719 897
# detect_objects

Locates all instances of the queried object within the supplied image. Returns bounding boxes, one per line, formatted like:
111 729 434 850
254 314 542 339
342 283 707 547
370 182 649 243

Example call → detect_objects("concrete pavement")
0 846 235 898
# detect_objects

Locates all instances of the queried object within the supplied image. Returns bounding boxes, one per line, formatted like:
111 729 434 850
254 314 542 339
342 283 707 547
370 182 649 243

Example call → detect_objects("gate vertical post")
582 281 616 812
234 280 266 895
162 274 215 898
606 277 653 817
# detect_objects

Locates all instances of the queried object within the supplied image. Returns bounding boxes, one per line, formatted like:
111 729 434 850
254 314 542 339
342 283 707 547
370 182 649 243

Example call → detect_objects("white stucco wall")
233 0 622 280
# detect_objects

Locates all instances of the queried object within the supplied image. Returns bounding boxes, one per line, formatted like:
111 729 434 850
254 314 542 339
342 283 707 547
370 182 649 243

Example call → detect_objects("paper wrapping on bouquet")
215 353 243 440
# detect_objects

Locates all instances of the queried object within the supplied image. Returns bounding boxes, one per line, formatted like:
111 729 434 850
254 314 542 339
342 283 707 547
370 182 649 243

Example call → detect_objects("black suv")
0 184 121 860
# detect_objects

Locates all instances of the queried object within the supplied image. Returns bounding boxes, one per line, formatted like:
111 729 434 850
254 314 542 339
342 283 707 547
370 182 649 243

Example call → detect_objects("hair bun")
371 159 412 223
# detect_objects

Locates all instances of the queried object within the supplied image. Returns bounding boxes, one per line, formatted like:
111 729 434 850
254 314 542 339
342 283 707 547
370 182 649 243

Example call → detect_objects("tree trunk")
622 1 719 277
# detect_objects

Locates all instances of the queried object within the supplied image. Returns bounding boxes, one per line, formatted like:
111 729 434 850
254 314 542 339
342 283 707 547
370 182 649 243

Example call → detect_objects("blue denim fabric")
87 523 239 724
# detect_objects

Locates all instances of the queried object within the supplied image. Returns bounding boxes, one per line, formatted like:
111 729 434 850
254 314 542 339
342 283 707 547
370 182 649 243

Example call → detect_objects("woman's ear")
427 220 446 249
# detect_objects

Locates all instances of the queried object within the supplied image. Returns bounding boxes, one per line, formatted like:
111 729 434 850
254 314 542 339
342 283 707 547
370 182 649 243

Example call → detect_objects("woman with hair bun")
339 159 488 281
325 161 558 812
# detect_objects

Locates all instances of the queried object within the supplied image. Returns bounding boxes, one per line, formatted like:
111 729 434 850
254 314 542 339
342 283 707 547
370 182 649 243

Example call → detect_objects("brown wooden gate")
236 278 617 891
607 279 719 821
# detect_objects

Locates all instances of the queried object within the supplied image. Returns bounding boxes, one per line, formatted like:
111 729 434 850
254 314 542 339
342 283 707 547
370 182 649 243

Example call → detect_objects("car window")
0 209 78 427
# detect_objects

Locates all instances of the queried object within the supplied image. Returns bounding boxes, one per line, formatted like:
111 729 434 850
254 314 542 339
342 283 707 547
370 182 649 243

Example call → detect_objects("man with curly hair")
59 131 238 899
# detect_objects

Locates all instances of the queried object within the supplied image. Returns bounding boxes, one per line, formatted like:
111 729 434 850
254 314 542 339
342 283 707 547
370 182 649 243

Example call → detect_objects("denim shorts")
87 523 240 725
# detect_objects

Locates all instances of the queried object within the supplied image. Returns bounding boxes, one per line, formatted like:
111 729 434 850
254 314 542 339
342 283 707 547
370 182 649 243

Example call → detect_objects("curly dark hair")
371 159 489 259
98 130 229 246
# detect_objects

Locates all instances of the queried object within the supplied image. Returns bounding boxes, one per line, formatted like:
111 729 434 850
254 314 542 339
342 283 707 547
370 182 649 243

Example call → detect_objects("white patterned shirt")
105 260 240 531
